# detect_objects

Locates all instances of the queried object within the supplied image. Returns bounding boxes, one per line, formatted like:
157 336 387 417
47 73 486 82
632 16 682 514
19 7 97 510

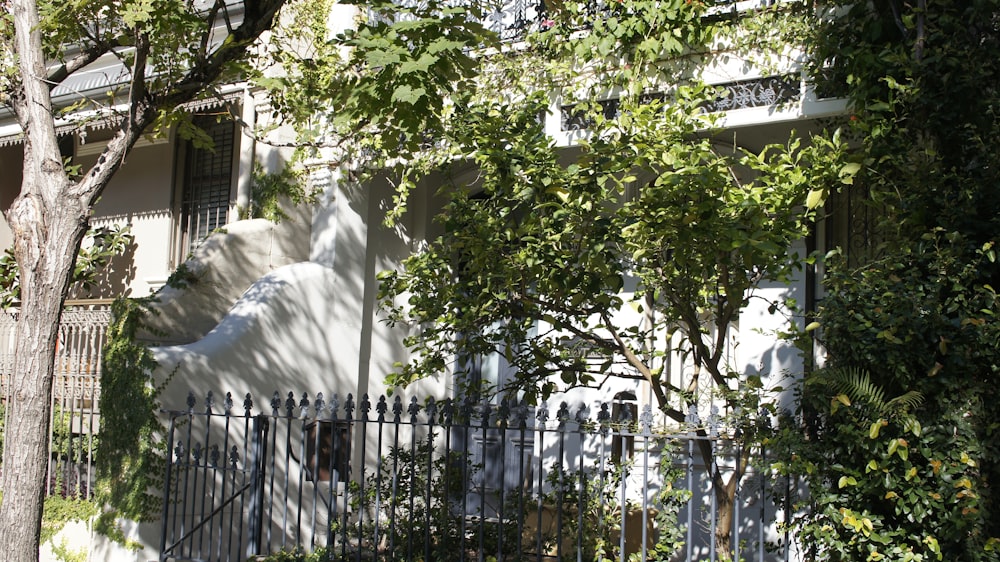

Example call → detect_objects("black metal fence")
160 391 792 562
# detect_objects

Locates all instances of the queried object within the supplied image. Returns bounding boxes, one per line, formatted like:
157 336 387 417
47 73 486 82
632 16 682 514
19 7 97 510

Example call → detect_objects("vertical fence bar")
196 392 214 558
373 396 389 555
408 397 420 561
216 392 235 560
734 434 742 562
534 403 548 562
515 401 529 559
759 443 766 562
423 397 437 562
555 401 568 562
341 394 356 560
459 395 473 562
295 394 310 546
641 405 653 562
235 392 254 553
388 396 403 559
266 392 281 554
358 394 373 562
686 405 698 562
159 414 178 560
247 414 270 559
477 398 490 561
309 393 324 550
497 398 510 562
328 393 344 557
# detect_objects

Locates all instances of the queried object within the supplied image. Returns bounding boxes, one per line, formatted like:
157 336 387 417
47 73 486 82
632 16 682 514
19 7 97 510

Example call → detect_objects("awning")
0 86 246 148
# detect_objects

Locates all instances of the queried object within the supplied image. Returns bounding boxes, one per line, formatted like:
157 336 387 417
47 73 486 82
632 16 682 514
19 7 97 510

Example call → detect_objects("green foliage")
256 546 333 562
94 297 170 523
774 1 1000 558
240 162 315 223
353 438 476 559
39 496 98 546
49 539 88 562
0 225 134 309
773 366 989 561
260 0 495 154
378 89 850 410
163 262 199 289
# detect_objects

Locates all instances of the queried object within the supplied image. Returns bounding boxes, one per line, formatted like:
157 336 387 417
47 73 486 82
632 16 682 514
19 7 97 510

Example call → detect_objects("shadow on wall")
88 261 343 562
138 206 310 346
68 236 138 300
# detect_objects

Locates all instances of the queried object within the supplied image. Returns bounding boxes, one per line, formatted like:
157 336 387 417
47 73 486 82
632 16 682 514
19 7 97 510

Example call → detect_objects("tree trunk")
713 472 739 561
690 425 744 562
1 2 91 560
0 198 88 560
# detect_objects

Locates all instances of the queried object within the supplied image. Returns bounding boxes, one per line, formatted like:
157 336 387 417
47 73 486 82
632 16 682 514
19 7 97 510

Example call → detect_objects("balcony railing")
374 0 750 44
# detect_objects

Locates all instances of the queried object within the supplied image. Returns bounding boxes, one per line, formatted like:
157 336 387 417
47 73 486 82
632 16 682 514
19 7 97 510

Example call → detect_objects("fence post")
246 413 270 559
159 415 178 561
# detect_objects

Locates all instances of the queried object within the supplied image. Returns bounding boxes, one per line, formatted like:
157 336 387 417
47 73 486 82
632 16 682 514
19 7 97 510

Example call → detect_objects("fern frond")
817 367 922 416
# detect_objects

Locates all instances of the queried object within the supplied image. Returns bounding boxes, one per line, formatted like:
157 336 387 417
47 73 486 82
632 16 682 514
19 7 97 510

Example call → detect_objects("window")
823 184 887 269
175 117 237 260
611 391 637 464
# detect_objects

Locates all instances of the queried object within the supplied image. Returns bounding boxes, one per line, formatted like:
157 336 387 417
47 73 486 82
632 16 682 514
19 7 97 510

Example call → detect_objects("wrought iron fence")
160 390 792 562
0 301 112 499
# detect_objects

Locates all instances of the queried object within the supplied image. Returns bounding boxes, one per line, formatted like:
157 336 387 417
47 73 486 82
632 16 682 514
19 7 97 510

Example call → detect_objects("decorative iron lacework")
699 75 800 113
560 76 800 131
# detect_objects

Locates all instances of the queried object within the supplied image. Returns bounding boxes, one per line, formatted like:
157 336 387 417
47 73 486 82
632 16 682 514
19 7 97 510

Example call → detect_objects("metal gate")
160 394 270 561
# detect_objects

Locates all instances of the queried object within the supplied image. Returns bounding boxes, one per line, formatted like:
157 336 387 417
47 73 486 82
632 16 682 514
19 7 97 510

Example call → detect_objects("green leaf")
391 85 426 104
805 189 826 210
399 52 439 74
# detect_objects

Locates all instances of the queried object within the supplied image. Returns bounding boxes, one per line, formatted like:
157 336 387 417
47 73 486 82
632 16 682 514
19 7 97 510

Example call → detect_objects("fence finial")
408 396 421 421
228 445 240 469
314 392 326 417
537 402 549 425
376 395 388 421
598 402 611 436
515 401 529 430
556 402 570 429
270 391 281 416
686 403 700 433
298 393 311 420
640 404 654 436
361 394 372 419
344 394 355 419
425 396 437 423
244 392 254 415
330 393 340 419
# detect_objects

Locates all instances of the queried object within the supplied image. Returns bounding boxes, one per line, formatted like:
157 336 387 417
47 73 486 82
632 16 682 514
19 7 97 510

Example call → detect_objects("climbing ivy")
93 297 171 539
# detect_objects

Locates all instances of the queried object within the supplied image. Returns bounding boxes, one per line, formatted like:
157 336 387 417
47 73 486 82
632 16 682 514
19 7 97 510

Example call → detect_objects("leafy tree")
324 2 856 557
774 0 1000 559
